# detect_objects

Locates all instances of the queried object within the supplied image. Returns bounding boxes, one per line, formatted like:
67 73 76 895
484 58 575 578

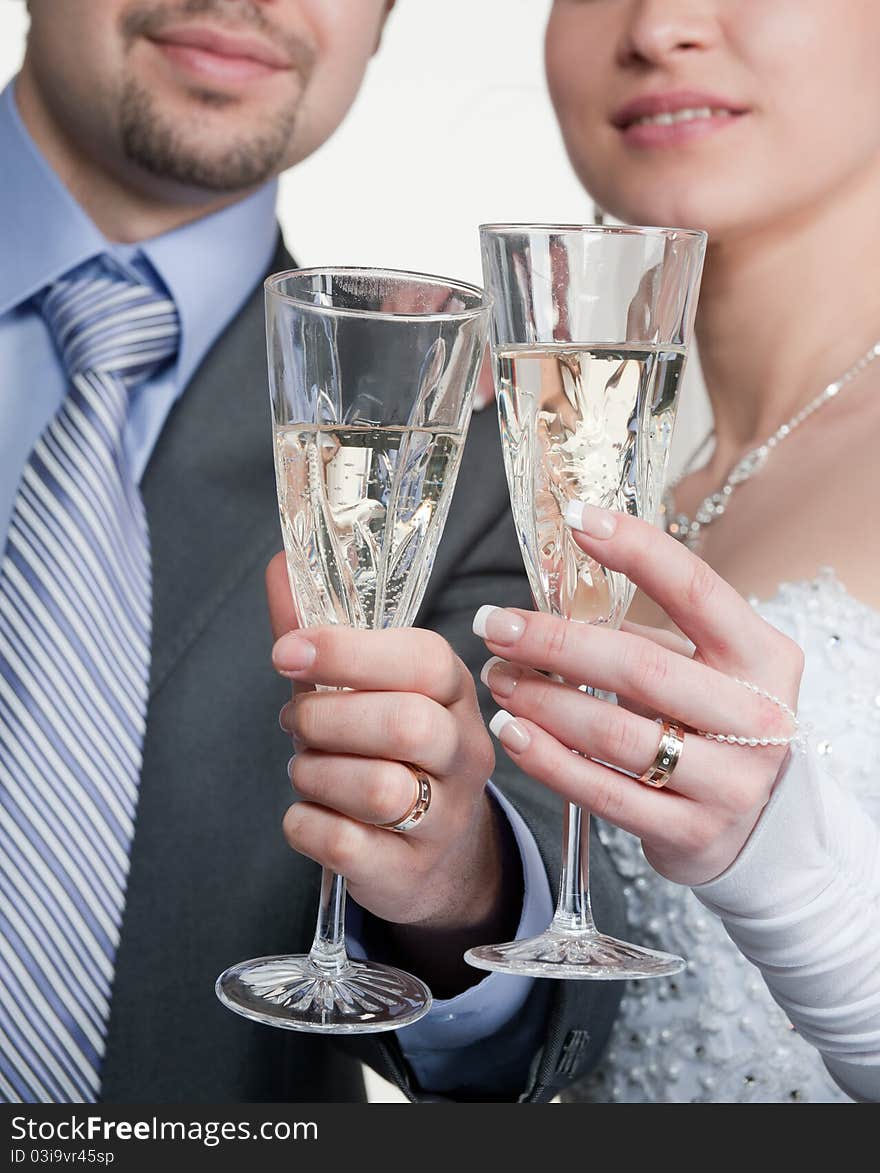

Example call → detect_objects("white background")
1 0 709 1102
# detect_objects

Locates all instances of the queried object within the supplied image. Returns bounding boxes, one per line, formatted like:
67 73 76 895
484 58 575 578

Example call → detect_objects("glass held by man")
216 266 491 1034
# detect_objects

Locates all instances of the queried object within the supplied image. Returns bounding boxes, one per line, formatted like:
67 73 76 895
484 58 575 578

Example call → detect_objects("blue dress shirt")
0 79 553 1093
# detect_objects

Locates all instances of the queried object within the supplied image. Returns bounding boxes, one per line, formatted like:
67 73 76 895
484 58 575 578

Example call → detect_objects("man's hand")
266 553 519 995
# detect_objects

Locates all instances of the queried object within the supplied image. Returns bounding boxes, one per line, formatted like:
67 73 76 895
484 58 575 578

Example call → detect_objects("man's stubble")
119 77 300 191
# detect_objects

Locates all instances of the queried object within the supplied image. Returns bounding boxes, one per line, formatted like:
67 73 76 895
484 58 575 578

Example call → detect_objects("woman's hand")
475 503 805 887
265 554 505 944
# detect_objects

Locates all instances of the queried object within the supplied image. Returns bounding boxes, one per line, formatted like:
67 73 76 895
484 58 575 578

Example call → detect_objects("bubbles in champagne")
495 345 685 625
274 424 465 630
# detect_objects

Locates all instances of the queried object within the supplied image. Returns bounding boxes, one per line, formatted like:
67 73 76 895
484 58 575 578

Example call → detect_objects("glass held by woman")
467 223 705 980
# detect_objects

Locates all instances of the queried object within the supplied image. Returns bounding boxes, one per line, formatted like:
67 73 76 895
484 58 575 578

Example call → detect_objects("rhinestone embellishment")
663 339 880 551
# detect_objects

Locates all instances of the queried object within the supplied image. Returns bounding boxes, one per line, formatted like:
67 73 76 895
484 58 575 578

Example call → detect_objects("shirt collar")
0 80 107 315
0 79 281 390
136 182 279 391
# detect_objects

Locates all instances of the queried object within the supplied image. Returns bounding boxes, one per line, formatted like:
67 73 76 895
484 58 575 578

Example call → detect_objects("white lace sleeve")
693 738 880 1102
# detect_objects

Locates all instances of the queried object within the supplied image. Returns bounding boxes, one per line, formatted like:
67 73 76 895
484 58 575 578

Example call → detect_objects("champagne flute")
216 267 490 1031
467 224 706 979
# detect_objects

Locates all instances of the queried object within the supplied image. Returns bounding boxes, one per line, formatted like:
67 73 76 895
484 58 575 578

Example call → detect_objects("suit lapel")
416 402 512 620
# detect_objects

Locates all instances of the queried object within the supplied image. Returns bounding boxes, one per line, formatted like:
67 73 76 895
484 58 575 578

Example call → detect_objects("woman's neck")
694 159 880 469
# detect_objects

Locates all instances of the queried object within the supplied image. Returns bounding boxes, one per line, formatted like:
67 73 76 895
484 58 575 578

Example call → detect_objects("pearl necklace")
662 339 880 551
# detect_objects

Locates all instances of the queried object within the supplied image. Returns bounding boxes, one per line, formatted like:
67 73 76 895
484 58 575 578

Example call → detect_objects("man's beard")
119 78 299 192
117 0 314 192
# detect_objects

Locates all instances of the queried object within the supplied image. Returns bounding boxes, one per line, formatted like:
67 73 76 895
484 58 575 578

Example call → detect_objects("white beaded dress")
566 569 880 1104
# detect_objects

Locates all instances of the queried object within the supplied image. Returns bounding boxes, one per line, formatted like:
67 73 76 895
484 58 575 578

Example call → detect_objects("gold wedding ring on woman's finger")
376 764 433 833
639 720 686 789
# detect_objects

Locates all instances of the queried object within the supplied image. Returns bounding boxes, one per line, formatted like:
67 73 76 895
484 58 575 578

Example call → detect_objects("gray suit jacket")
97 241 624 1102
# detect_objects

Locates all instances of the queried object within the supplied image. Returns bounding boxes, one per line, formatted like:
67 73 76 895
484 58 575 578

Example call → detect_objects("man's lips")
148 24 293 84
611 90 749 148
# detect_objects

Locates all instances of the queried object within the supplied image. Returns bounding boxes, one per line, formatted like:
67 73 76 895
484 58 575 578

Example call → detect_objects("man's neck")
15 67 249 243
694 159 880 470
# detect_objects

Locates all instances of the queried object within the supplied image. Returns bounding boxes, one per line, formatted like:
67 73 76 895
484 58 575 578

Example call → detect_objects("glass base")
465 928 685 981
216 954 432 1034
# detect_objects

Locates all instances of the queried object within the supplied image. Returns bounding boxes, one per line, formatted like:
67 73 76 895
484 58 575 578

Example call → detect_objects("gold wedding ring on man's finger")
377 764 433 832
640 720 686 789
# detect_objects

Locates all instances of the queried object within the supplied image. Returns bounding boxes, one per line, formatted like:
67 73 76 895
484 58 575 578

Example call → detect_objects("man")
0 0 623 1103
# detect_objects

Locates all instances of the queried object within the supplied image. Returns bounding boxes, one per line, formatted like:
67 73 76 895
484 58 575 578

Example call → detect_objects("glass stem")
308 867 350 976
305 681 350 977
550 680 596 935
551 803 596 935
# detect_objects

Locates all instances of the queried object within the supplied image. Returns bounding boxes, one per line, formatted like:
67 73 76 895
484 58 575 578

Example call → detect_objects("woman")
477 0 880 1102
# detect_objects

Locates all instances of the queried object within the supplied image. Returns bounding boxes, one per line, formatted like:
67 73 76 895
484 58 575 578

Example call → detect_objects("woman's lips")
612 92 748 149
149 26 291 85
620 110 745 148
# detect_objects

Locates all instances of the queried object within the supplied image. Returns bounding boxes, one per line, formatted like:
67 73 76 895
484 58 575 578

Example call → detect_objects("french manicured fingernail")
279 703 292 732
286 755 295 780
473 605 526 644
489 710 531 753
273 632 317 674
481 657 522 698
563 501 617 538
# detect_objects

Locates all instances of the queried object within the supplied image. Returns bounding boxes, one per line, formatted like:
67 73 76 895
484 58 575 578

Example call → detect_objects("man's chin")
126 138 288 193
119 80 297 193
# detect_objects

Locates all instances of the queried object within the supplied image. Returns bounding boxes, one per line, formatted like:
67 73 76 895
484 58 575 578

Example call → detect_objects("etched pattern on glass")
235 959 424 1017
275 424 464 631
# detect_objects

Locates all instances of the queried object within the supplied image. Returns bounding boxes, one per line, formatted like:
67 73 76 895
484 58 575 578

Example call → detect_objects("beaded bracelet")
695 678 802 748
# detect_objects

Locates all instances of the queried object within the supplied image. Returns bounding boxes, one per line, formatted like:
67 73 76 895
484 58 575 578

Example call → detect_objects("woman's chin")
595 195 762 242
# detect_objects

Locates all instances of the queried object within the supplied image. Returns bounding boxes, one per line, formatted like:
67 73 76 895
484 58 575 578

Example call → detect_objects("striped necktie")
0 265 179 1102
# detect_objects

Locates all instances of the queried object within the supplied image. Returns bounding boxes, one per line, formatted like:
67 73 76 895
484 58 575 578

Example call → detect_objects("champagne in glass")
274 423 466 631
495 343 686 625
467 225 705 980
216 268 490 1032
